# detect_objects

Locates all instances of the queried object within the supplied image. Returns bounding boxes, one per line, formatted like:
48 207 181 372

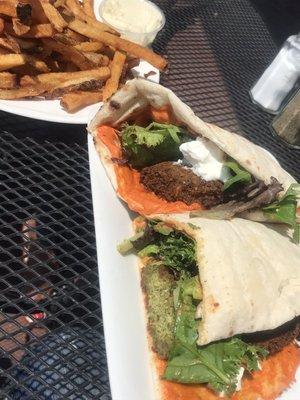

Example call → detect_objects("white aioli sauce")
101 0 163 33
179 137 230 182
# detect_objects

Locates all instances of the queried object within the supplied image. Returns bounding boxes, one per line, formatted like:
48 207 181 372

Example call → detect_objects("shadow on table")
0 111 86 145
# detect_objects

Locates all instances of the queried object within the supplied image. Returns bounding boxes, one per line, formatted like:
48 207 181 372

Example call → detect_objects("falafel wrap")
118 214 300 399
88 79 299 240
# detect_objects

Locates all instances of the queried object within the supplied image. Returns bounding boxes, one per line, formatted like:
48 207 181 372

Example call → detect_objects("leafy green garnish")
223 159 252 191
263 183 300 243
152 230 197 278
121 122 189 168
164 279 268 395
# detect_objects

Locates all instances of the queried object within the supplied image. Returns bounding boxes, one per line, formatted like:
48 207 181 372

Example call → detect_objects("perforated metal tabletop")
0 1 299 399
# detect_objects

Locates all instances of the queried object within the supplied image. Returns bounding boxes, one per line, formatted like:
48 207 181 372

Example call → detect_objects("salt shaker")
250 33 300 113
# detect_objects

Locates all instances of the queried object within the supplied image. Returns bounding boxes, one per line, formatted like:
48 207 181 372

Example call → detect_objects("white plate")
88 134 299 400
0 0 159 124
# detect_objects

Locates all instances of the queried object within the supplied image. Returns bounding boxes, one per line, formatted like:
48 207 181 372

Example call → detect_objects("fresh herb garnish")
262 183 300 243
223 159 252 191
164 279 268 395
121 122 189 168
118 220 197 278
138 228 197 278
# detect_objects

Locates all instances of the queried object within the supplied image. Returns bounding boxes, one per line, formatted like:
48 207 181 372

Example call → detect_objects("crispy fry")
83 52 109 66
65 0 118 34
82 0 95 19
0 53 25 71
5 22 55 38
0 83 51 98
74 41 103 52
38 0 67 32
0 67 110 98
12 18 30 35
0 1 18 17
36 66 110 83
65 28 86 43
20 74 36 86
0 37 21 53
0 71 17 88
68 19 167 70
61 90 102 112
0 53 49 72
103 50 126 101
42 38 93 70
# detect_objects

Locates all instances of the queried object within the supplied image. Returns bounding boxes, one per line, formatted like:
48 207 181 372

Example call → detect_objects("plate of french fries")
0 0 166 123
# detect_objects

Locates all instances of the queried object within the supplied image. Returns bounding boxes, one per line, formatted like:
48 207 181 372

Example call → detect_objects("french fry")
0 37 21 53
68 19 167 70
20 74 36 86
0 1 18 17
65 0 118 35
83 52 109 66
65 28 86 43
61 90 102 112
36 66 110 83
82 0 95 19
0 67 109 98
0 53 49 72
12 18 30 35
38 0 67 32
103 50 126 101
0 82 53 98
74 41 103 52
5 22 55 38
0 53 25 71
42 38 94 70
0 71 17 88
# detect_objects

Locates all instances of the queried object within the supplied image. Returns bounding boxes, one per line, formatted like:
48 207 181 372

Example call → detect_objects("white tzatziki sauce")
179 137 230 182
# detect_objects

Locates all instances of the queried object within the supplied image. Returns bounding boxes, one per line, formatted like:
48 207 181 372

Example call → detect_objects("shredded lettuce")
223 159 252 191
164 278 268 395
121 122 189 168
262 183 300 243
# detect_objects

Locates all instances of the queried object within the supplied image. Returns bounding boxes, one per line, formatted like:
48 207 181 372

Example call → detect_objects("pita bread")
88 79 296 217
152 214 300 345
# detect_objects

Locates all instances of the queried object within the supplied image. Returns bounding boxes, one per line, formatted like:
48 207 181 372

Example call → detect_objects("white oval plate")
87 133 299 400
0 0 159 124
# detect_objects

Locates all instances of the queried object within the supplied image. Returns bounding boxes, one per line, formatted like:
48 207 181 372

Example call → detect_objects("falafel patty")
141 264 176 360
140 161 223 208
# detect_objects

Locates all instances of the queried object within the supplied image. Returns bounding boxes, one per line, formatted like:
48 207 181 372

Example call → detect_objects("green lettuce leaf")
164 278 268 395
121 122 189 168
262 183 300 243
223 159 252 191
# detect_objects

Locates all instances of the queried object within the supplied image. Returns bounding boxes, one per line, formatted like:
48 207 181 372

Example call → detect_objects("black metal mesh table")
0 1 299 399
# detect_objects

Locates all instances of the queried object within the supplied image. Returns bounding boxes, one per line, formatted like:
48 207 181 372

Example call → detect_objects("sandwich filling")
97 110 300 241
118 218 299 395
